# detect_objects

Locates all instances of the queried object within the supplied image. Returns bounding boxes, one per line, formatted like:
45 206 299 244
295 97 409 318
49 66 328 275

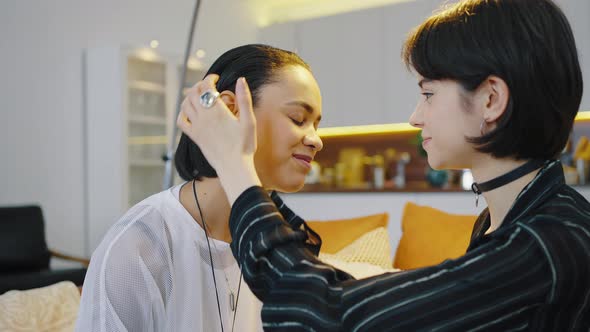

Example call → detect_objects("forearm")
229 187 335 296
229 186 352 330
217 157 261 205
269 191 322 254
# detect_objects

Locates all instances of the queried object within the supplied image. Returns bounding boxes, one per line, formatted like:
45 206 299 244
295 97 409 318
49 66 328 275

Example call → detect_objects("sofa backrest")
0 205 51 272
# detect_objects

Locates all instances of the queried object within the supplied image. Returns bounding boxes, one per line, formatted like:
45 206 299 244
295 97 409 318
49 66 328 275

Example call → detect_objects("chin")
274 180 305 193
427 155 443 170
428 155 468 171
272 172 307 193
264 167 308 193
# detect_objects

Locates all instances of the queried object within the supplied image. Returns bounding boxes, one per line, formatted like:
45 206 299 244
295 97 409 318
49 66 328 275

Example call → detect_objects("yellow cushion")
319 227 393 270
393 202 477 270
307 213 389 254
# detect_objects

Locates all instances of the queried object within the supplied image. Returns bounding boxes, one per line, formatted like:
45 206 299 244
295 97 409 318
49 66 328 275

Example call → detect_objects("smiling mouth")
292 154 313 171
293 154 313 163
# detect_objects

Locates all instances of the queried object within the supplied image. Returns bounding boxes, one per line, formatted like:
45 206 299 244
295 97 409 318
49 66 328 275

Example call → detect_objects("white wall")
1 0 588 259
556 0 590 111
260 0 590 125
0 0 258 257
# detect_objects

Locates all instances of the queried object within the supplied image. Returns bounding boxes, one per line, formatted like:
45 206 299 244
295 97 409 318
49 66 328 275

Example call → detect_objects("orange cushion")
307 213 389 254
393 202 477 270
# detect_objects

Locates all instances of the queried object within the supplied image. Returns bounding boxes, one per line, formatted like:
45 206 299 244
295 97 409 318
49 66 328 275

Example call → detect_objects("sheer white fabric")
75 184 263 332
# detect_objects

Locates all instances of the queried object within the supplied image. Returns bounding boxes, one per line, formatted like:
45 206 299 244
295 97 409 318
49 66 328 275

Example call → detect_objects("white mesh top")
75 184 263 332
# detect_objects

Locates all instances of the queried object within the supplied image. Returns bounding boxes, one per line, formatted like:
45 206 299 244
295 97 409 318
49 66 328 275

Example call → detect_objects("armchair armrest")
49 250 90 267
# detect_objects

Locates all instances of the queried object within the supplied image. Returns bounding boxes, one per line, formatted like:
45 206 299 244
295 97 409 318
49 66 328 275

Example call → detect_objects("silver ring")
199 90 220 108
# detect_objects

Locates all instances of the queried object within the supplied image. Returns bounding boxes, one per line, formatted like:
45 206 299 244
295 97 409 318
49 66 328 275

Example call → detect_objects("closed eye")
422 92 434 101
291 118 304 126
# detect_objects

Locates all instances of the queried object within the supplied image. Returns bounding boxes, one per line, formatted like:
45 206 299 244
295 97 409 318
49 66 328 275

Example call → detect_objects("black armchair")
0 205 88 294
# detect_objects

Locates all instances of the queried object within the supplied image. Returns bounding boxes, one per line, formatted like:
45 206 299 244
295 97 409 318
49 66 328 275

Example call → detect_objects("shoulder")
92 194 176 269
520 184 590 231
515 186 590 274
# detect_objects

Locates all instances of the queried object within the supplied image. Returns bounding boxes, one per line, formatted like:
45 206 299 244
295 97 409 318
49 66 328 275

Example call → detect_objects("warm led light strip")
255 0 414 27
318 111 590 138
575 111 590 121
318 123 419 138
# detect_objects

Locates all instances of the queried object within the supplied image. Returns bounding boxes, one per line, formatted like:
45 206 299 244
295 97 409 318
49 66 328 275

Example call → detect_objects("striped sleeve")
229 186 554 331
270 190 322 255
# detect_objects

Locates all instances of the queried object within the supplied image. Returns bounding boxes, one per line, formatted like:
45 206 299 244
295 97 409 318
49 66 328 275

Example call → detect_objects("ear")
479 75 510 124
219 90 238 115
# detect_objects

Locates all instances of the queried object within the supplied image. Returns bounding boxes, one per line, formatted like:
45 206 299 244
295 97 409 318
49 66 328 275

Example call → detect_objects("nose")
303 128 323 152
409 104 424 129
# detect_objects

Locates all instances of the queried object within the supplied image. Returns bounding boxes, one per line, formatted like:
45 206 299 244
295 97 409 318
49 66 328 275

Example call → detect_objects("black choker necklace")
471 159 545 207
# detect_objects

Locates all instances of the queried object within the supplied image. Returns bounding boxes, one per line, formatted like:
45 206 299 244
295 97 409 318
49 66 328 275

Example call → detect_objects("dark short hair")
403 0 583 160
175 44 311 181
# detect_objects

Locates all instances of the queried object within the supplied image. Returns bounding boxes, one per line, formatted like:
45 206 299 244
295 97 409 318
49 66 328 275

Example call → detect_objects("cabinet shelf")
128 135 167 145
129 159 164 167
128 80 166 94
129 115 167 125
85 46 210 254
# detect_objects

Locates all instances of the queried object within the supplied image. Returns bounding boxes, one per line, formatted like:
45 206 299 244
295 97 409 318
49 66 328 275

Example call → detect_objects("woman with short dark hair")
178 0 590 330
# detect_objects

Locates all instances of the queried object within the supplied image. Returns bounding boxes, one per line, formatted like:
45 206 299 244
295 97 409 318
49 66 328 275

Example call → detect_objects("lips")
293 154 313 172
422 137 432 147
293 154 313 163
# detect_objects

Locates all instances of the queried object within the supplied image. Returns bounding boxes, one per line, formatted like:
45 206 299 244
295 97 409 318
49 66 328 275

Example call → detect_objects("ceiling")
249 0 416 27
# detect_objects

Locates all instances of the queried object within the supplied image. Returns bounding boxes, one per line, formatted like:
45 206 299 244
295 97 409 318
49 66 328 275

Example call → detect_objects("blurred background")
1 0 589 263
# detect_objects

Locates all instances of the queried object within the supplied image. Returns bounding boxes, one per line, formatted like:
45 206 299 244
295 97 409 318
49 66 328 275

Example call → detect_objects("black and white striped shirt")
229 160 590 331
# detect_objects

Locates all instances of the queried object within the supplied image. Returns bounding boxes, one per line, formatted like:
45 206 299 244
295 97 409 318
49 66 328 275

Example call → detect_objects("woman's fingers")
176 75 258 174
182 74 222 126
195 74 220 95
181 95 198 125
236 77 254 129
235 78 257 153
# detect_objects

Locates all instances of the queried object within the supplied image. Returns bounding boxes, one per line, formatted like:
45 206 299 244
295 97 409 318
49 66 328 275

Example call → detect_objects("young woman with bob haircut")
178 0 589 330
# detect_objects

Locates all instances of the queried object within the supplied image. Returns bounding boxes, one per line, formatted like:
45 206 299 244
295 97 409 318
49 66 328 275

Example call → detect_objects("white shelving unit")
84 46 206 252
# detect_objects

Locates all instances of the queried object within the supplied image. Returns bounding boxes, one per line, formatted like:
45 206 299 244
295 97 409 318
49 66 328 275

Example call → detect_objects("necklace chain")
192 180 242 332
209 235 238 311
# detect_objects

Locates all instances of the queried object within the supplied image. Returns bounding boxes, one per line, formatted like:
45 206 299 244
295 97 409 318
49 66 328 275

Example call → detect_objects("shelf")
129 115 167 125
296 182 468 193
128 135 168 145
297 183 590 194
316 111 590 139
128 80 166 94
129 159 164 167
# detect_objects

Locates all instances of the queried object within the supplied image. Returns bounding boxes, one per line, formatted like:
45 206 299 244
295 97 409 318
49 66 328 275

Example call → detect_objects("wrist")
217 156 262 205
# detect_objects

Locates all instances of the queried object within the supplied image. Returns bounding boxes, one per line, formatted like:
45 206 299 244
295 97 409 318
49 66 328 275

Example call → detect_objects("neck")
471 156 541 234
180 177 232 243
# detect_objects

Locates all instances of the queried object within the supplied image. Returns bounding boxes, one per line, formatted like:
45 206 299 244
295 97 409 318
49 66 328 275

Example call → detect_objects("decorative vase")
426 167 449 188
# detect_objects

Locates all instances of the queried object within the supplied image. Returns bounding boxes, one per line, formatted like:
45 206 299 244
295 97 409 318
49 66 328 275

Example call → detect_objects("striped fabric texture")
230 160 590 331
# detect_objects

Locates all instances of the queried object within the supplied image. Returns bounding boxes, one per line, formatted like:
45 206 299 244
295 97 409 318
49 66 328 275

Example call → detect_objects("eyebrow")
286 101 322 122
418 78 434 88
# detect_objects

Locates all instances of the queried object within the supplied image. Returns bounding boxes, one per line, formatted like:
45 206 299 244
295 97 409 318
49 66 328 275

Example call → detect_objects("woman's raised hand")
177 74 262 204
